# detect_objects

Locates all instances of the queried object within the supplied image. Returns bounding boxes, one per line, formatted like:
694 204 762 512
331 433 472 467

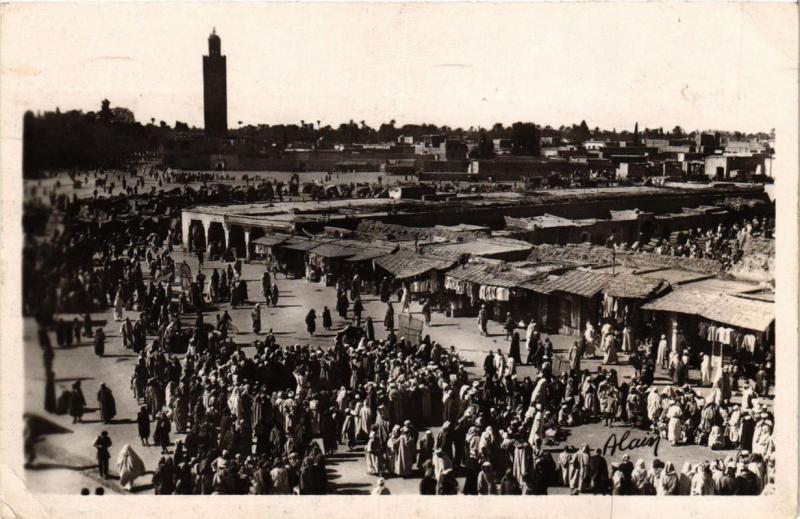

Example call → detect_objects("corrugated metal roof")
641 289 709 314
346 244 398 262
281 237 332 252
701 294 774 332
603 274 669 299
308 242 359 258
642 289 774 332
520 274 560 294
251 234 290 247
540 269 613 298
445 262 535 288
374 250 458 279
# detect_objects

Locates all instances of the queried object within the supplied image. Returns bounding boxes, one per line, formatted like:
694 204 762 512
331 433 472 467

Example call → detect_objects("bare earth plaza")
18 21 780 499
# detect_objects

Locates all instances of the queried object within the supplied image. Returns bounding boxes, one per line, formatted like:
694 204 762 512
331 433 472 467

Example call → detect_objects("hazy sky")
1 2 796 133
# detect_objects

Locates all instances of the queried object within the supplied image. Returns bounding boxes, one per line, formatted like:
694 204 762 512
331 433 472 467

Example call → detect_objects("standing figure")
94 328 106 357
384 302 395 331
93 431 112 479
97 383 117 424
322 306 333 331
251 303 262 334
69 381 86 423
477 305 488 336
305 309 317 337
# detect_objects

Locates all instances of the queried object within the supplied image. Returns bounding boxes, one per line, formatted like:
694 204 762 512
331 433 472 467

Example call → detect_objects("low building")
704 154 768 180
388 185 436 200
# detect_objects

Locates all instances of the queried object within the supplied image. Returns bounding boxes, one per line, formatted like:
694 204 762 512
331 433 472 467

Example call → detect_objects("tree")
671 125 683 137
510 122 540 156
470 131 494 159
576 120 591 142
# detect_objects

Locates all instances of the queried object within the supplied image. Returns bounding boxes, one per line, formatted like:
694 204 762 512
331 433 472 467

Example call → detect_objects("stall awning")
539 269 613 298
641 289 774 332
701 293 774 332
374 250 458 280
603 274 669 299
251 235 290 247
280 237 332 252
641 289 710 314
308 242 359 259
346 246 397 262
445 262 535 289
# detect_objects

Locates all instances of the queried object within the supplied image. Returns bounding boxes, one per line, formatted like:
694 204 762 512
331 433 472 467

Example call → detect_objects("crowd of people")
643 217 773 272
24 169 777 497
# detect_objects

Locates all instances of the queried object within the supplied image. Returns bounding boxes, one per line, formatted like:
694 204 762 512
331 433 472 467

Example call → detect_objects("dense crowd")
646 218 773 271
24 170 777 496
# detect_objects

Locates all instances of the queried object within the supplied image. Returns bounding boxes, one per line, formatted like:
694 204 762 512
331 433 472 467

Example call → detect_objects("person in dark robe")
421 299 431 326
436 468 459 495
353 298 364 326
500 468 521 495
298 457 317 495
271 283 279 307
739 412 756 451
419 466 437 495
509 331 522 364
83 312 93 337
384 302 394 330
504 313 516 340
152 456 176 495
718 465 739 495
93 328 106 357
154 412 171 454
322 307 333 331
380 277 391 303
417 430 435 470
305 309 317 337
588 449 610 494
261 270 271 304
336 292 349 319
525 460 549 495
137 406 150 446
69 380 86 423
97 383 116 424
365 317 375 341
93 431 112 479
734 463 760 495
483 351 496 380
55 319 65 348
462 453 480 494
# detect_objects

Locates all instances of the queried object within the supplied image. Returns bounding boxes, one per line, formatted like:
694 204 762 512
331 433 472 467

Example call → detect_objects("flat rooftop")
183 183 766 228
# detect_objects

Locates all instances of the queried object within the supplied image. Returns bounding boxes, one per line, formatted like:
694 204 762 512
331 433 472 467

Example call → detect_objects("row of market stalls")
249 231 774 367
641 288 775 372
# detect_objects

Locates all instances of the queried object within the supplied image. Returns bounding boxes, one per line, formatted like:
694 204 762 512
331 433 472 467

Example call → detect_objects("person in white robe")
583 323 596 358
656 334 668 369
432 449 452 480
700 354 712 386
117 444 146 490
602 333 618 365
114 291 124 322
666 400 683 446
365 431 382 476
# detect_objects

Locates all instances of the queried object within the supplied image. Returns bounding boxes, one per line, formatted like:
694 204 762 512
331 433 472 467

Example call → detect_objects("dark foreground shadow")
24 413 73 436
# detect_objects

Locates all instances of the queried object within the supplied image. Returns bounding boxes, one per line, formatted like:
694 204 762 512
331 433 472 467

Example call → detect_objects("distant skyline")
2 3 794 134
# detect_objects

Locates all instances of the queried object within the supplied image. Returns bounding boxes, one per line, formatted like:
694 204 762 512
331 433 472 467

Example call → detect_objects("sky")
1 2 796 133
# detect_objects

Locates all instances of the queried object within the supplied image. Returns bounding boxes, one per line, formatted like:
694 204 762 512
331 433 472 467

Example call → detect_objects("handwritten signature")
602 430 660 458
